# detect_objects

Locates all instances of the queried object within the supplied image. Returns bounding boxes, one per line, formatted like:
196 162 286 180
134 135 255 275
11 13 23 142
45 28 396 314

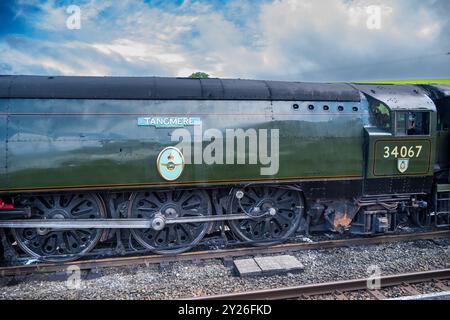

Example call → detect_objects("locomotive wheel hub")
253 200 277 218
260 201 276 215
37 211 69 234
11 193 106 262
36 227 49 236
151 214 166 231
228 186 304 246
268 207 277 216
162 206 179 218
49 211 67 219
129 189 213 255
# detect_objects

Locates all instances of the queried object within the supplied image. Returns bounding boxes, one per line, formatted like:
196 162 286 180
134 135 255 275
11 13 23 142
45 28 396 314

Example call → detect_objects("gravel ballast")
0 239 449 300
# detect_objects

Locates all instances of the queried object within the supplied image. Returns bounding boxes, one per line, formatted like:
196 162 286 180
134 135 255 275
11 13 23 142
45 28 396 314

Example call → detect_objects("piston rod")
0 214 259 229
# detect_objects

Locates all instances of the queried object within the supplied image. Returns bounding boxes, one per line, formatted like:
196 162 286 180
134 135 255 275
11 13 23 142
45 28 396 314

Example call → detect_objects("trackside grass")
353 78 450 85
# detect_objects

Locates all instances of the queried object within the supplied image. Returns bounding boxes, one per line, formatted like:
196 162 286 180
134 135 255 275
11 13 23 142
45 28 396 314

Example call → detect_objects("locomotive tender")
0 75 449 261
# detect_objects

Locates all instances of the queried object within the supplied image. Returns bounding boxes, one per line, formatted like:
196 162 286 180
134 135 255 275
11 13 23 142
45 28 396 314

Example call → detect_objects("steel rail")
189 268 450 300
0 230 449 277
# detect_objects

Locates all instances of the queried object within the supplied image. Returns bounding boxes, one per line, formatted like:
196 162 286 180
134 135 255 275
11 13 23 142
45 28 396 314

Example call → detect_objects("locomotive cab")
357 84 436 196
349 84 437 234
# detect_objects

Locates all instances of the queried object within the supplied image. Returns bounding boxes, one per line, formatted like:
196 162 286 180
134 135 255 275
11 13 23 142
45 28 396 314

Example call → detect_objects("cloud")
0 0 449 81
252 0 450 80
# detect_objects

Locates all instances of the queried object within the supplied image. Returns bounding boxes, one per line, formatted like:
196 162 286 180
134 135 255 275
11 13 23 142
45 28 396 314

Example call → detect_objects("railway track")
0 230 449 277
189 268 450 300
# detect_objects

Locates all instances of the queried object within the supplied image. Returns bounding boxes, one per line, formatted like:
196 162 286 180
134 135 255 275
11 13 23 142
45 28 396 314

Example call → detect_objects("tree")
189 72 210 79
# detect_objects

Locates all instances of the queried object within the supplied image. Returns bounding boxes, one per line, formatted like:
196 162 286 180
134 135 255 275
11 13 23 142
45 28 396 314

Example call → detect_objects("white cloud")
90 39 185 64
1 0 449 81
417 23 441 39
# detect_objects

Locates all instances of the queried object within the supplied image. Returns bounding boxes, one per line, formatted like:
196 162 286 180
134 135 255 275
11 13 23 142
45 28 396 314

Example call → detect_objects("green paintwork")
371 138 432 177
355 79 450 85
364 127 435 178
0 99 367 192
0 93 440 193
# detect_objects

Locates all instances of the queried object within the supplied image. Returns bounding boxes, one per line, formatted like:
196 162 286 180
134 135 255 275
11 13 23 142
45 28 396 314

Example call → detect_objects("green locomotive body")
0 76 449 261
0 99 364 191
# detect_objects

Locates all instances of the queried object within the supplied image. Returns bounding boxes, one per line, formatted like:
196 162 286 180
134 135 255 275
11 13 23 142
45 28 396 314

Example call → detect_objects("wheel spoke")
178 191 193 204
62 194 77 210
130 189 212 254
12 193 105 262
179 224 193 242
259 220 267 238
276 196 295 206
228 186 303 246
243 191 258 203
182 201 201 210
28 198 49 216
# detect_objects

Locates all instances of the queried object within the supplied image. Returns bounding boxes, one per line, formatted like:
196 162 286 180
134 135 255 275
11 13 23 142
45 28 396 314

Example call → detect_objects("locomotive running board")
0 214 254 229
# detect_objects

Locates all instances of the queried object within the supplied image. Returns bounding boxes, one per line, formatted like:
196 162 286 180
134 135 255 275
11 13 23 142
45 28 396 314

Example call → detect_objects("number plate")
373 140 431 176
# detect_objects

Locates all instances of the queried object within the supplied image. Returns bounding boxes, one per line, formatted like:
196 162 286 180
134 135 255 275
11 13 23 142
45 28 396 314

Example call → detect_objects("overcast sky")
0 0 449 82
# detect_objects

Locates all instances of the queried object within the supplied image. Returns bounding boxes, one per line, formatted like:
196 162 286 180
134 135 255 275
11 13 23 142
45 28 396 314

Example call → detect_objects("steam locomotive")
0 75 449 262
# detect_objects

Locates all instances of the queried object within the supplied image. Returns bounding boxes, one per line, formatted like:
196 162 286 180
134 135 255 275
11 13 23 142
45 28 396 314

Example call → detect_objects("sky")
0 0 449 82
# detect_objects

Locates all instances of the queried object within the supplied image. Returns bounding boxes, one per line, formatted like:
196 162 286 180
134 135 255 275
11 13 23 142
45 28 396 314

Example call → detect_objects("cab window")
395 111 430 136
368 99 391 131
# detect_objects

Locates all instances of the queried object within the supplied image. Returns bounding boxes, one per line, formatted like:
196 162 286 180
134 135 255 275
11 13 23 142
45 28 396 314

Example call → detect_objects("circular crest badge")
156 147 185 181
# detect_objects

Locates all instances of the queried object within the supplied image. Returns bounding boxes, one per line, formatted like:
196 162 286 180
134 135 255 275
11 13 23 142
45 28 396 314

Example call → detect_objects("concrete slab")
234 255 304 277
234 258 262 277
254 256 283 274
276 255 304 272
254 255 304 275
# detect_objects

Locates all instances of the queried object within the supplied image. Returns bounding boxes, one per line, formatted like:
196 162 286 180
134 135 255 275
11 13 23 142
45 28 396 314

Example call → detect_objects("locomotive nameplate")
372 139 432 177
138 117 201 128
